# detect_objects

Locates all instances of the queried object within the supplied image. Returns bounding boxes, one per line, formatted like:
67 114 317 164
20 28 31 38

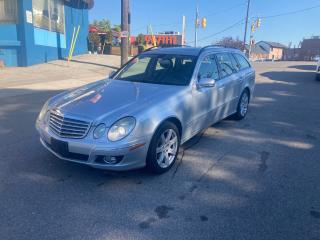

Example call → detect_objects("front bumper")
36 121 150 171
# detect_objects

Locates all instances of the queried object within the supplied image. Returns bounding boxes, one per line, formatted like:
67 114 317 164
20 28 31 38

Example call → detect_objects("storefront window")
32 0 65 33
0 0 18 23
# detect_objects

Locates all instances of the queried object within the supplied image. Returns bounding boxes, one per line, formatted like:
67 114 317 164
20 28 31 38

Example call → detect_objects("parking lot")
0 58 319 240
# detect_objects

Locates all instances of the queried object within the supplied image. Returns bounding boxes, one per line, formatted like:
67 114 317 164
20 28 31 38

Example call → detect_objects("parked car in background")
36 46 255 174
316 58 320 81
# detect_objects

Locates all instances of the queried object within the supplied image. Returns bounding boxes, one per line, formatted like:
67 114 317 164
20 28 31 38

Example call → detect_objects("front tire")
316 74 320 81
233 89 250 120
146 122 180 174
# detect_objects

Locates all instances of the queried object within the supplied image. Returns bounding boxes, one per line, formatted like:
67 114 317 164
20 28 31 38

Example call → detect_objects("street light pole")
121 0 129 66
182 15 186 45
243 0 251 53
194 5 199 47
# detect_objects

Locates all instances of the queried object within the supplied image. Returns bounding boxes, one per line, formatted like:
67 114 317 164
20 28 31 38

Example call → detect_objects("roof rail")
143 44 191 52
143 46 158 52
198 44 241 55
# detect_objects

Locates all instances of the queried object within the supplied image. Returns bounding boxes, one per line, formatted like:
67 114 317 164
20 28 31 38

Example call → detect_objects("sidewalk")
0 54 121 98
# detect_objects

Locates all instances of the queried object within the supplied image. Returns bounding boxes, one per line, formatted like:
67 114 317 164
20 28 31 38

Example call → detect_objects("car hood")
50 79 182 125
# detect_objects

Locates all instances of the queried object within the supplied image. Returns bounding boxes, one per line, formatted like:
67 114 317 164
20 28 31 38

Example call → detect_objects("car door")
233 53 255 92
191 54 220 135
215 52 238 118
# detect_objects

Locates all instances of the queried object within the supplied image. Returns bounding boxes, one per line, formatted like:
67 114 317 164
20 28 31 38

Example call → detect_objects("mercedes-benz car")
36 46 255 173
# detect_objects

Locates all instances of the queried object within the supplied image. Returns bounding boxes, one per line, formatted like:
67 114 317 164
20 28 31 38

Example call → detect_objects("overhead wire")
259 4 320 19
134 3 320 45
188 3 320 45
187 18 245 44
131 1 246 34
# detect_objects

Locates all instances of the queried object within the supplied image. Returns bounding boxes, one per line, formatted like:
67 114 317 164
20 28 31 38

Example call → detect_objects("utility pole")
248 18 261 60
121 0 129 66
194 5 199 47
128 0 131 56
243 0 251 53
182 15 186 45
248 24 254 59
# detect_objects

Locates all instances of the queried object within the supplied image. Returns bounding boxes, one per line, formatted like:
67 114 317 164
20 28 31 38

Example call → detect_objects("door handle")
218 84 225 90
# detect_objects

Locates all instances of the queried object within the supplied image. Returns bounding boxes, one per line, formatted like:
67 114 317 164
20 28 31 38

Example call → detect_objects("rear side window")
216 53 236 78
229 54 239 72
234 54 251 70
198 55 219 80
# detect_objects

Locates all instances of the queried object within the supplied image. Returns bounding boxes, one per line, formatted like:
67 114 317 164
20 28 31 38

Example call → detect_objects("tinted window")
198 55 219 80
229 53 240 72
115 54 197 86
120 56 151 78
234 54 251 70
216 53 236 78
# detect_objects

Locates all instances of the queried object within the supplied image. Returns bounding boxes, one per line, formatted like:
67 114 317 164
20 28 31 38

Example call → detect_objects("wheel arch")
154 116 183 138
243 86 251 101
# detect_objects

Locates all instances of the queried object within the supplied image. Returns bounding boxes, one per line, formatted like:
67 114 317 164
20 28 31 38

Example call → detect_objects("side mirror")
108 70 117 79
197 78 216 89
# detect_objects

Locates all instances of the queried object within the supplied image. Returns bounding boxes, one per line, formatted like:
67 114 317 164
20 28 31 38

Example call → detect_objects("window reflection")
32 0 65 33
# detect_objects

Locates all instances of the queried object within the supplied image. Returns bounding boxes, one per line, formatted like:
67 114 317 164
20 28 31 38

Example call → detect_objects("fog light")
109 156 118 164
95 155 124 164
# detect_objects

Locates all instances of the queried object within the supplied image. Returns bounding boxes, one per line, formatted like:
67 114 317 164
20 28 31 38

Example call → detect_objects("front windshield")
114 54 197 86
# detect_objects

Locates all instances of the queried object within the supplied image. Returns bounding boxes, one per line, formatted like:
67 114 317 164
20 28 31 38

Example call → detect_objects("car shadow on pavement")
288 64 316 71
69 59 119 69
1 65 320 240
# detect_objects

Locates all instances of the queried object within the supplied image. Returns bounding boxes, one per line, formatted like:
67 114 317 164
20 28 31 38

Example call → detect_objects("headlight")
44 111 50 124
38 101 49 121
107 117 136 142
93 124 106 139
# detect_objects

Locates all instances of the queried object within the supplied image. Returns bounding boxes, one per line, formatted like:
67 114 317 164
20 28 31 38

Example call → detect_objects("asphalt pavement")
0 60 319 240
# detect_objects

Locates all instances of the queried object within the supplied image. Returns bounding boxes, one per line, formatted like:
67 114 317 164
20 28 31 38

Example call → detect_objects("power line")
132 2 246 34
188 18 245 44
205 2 246 17
259 4 320 19
132 22 181 33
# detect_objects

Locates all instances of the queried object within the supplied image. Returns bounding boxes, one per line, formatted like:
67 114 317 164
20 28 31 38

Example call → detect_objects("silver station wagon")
36 46 255 173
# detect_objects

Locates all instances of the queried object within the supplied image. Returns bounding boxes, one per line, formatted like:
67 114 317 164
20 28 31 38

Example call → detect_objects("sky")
89 0 320 47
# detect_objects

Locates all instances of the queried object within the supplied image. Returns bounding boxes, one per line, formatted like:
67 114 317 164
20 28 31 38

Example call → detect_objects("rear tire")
233 89 250 120
146 122 180 174
316 74 320 81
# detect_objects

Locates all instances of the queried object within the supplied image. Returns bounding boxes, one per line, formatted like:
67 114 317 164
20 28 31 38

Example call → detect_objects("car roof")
142 46 244 56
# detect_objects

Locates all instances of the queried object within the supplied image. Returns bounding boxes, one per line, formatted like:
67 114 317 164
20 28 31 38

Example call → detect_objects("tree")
88 32 100 52
105 31 113 45
112 24 121 33
92 19 111 32
136 34 146 46
216 37 244 50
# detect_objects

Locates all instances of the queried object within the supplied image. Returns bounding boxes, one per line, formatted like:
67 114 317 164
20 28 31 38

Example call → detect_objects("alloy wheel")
156 129 178 168
240 92 249 116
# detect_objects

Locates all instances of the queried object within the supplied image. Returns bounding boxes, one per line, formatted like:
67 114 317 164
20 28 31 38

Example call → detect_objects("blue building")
0 0 92 67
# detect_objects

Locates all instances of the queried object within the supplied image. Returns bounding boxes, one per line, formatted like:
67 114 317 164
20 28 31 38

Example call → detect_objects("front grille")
49 110 91 139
